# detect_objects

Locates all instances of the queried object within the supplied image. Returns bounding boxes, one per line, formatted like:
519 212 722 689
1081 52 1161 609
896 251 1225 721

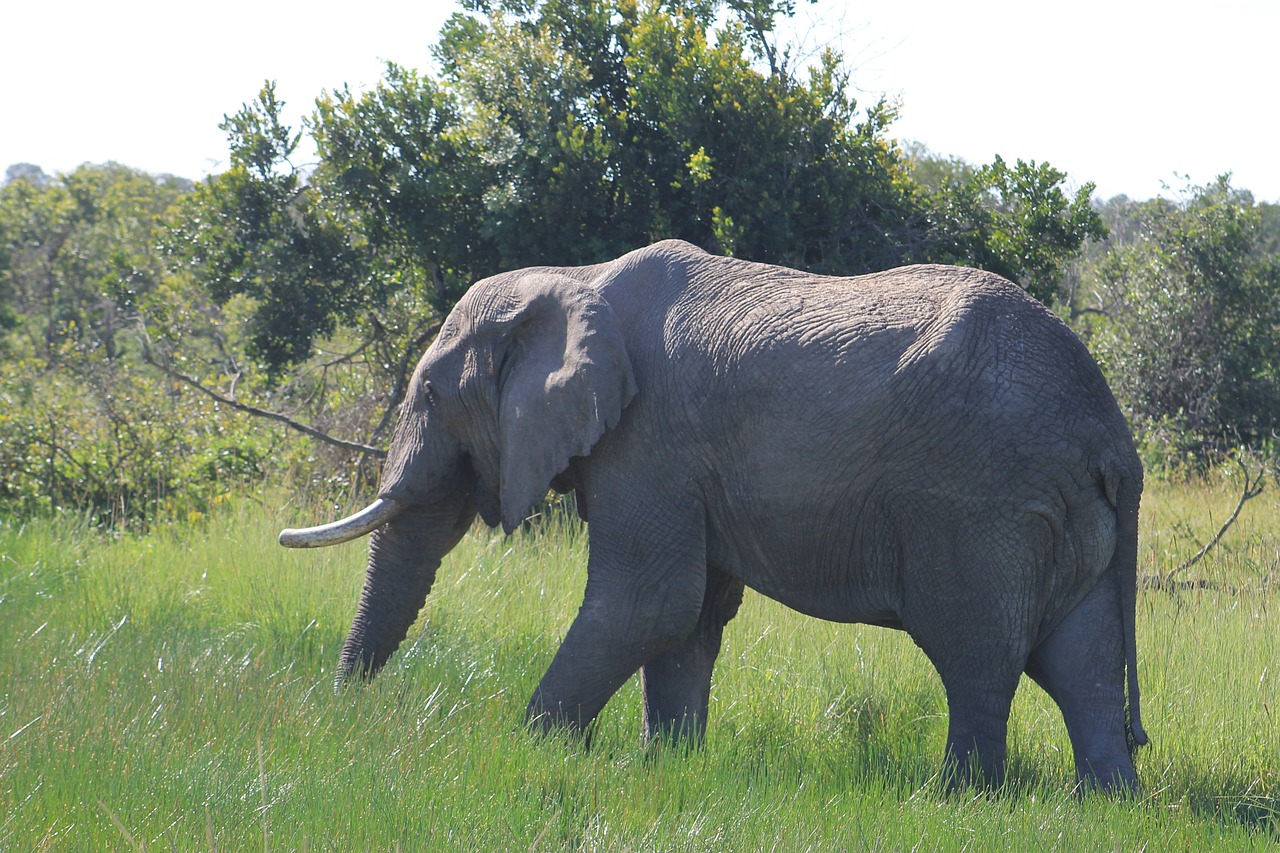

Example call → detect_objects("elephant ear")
494 274 637 533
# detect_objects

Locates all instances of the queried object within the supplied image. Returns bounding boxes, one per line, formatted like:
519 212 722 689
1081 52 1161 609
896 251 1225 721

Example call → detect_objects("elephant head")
280 271 637 682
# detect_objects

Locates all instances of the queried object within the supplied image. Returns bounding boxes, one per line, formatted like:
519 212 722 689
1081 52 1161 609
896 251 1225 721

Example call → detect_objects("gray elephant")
280 239 1146 791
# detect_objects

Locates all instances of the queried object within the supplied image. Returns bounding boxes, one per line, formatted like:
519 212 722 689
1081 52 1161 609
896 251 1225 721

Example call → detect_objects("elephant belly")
758 581 905 628
706 511 903 627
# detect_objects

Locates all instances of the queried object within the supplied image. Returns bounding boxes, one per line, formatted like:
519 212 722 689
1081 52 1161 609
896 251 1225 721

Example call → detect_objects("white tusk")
278 498 407 548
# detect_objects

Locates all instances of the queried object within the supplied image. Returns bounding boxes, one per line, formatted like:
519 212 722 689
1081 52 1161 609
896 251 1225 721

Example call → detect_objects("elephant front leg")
640 567 745 744
526 506 710 738
525 601 666 734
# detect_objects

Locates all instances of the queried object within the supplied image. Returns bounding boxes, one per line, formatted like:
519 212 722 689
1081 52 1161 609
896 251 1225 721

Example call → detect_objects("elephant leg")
914 621 1026 788
640 566 745 744
904 530 1038 789
936 667 1021 788
1025 572 1137 793
525 504 709 737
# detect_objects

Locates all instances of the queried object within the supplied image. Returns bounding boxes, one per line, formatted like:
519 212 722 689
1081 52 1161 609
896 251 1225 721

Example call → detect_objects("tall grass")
1 478 1277 850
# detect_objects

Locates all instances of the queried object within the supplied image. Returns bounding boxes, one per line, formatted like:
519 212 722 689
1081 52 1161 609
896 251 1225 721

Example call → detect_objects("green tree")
0 162 190 361
165 81 458 463
906 148 1105 304
1257 200 1280 256
158 0 1115 497
1088 177 1280 454
0 162 284 525
177 1 1110 379
166 83 367 374
172 1 921 381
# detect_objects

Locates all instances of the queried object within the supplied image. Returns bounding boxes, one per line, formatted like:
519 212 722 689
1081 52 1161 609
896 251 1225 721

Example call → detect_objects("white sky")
2 0 1276 202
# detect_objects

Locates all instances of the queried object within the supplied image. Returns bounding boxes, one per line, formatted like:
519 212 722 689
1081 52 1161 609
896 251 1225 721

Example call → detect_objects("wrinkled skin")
288 240 1146 792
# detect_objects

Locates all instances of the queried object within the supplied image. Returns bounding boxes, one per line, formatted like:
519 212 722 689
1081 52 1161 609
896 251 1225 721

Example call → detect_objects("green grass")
2 478 1278 850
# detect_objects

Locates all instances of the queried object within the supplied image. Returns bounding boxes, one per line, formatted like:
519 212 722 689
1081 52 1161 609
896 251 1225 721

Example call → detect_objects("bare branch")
141 346 387 459
312 330 378 369
1162 455 1265 586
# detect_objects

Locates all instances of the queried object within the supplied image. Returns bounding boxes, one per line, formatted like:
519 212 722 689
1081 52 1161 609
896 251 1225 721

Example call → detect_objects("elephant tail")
1113 467 1148 751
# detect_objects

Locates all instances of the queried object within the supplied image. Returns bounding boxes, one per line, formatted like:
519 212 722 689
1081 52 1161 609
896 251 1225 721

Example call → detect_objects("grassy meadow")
2 474 1278 850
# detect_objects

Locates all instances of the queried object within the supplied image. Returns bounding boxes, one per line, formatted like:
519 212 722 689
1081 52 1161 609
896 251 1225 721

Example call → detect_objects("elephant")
279 239 1147 791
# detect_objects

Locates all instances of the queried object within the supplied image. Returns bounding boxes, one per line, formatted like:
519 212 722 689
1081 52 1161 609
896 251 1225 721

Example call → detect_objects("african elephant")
280 239 1146 791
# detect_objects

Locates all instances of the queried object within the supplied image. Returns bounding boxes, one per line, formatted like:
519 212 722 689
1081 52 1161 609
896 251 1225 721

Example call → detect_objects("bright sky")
3 1 1276 202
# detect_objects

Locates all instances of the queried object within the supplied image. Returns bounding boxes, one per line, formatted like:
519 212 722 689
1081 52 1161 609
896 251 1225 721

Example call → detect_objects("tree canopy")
169 0 1104 376
1084 177 1280 459
0 163 273 524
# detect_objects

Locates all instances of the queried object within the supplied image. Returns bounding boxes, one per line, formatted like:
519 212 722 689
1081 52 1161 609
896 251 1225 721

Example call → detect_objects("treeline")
2 0 1278 525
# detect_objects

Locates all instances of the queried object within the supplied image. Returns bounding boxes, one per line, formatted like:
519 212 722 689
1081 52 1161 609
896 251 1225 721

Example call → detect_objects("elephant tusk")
278 497 407 548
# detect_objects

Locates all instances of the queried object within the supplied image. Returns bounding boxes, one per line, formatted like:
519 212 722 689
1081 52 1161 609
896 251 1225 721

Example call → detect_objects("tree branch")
141 347 387 458
1068 305 1112 321
1162 455 1265 586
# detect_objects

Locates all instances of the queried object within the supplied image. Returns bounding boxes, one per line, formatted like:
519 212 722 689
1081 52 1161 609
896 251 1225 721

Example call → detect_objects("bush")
1087 177 1280 452
0 350 284 527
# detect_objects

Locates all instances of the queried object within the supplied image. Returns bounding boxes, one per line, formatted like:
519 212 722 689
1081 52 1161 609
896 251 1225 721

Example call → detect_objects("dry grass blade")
99 799 144 852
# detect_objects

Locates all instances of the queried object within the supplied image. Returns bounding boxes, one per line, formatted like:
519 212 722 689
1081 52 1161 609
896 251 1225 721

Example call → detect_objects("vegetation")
161 0 1108 418
6 0 1265 527
1 478 1277 849
1081 179 1280 463
0 163 284 526
2 1 1280 847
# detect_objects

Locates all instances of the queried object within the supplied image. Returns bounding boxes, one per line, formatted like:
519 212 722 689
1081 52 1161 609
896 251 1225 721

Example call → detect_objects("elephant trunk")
336 496 475 686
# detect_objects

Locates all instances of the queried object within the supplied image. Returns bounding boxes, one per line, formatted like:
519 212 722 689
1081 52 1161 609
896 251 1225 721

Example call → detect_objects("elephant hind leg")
640 566 745 744
913 608 1026 788
1025 572 1137 793
902 526 1040 789
936 667 1022 789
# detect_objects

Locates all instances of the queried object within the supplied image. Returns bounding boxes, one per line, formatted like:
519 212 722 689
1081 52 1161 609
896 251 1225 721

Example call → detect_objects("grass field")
2 474 1278 850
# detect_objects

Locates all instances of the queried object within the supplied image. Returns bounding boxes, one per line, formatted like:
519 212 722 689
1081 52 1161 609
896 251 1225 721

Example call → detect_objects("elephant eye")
423 380 438 406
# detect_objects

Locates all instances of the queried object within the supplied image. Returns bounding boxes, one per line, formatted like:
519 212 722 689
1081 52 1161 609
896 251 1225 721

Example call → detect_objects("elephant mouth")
278 497 407 548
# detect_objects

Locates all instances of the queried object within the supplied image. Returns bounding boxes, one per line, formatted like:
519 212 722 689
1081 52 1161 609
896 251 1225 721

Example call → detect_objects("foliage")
0 162 189 362
1086 177 1280 453
165 83 368 374
6 1 1259 528
0 350 280 526
0 164 287 526
906 146 1106 304
307 0 916 314
173 0 1105 382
